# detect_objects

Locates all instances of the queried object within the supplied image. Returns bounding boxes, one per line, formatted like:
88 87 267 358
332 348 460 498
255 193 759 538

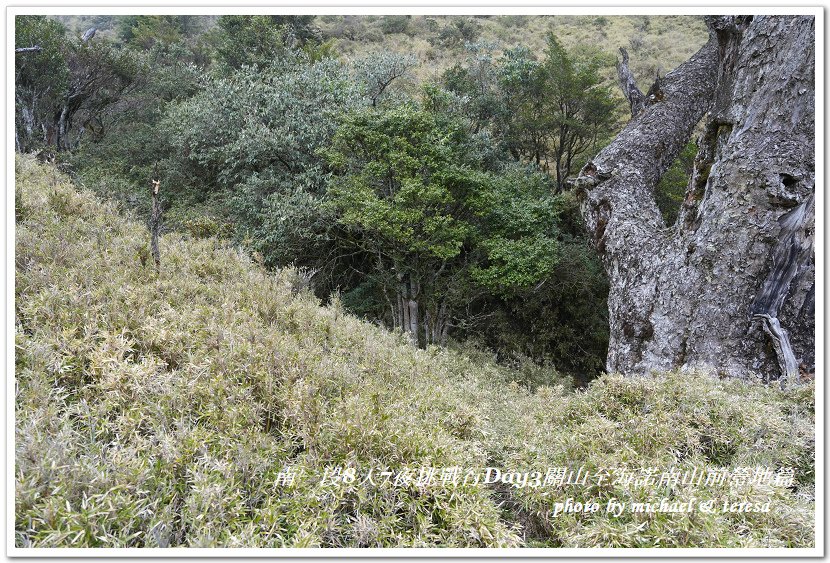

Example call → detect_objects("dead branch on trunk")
751 194 814 385
616 47 646 117
575 36 718 257
150 179 162 272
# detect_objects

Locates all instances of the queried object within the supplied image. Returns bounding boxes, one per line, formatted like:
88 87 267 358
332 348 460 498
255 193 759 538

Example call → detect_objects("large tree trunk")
575 15 814 383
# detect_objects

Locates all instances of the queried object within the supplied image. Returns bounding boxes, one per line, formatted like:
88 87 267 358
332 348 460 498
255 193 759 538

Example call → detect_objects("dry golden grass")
320 15 708 88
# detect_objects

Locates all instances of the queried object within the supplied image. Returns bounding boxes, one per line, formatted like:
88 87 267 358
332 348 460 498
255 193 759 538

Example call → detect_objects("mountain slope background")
14 155 815 548
52 14 708 88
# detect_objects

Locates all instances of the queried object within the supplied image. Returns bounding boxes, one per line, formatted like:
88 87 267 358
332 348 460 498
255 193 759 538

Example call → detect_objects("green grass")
15 155 814 548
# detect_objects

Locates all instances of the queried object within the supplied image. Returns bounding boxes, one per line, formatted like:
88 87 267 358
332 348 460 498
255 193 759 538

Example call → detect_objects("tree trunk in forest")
56 104 69 152
423 301 450 347
574 15 814 383
20 99 35 142
407 281 419 344
396 274 420 346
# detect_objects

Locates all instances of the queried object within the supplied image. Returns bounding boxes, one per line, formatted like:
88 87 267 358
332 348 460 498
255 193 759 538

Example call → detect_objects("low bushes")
15 156 814 548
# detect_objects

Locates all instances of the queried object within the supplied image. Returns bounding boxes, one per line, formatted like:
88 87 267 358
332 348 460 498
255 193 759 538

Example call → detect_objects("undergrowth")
14 155 814 548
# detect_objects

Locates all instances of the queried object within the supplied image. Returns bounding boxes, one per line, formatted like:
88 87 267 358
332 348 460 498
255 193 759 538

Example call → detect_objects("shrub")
488 371 815 547
437 17 482 48
379 15 411 36
15 155 521 548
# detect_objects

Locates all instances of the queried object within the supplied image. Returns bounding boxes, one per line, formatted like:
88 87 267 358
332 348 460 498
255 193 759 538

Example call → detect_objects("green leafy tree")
15 16 68 152
540 35 618 190
323 104 561 346
655 140 697 225
212 15 289 71
436 17 482 48
159 52 417 279
70 25 203 221
442 41 614 371
15 15 141 154
119 16 183 48
354 51 417 107
210 15 323 73
441 42 503 134
379 15 411 35
445 37 618 191
465 192 610 377
161 57 362 283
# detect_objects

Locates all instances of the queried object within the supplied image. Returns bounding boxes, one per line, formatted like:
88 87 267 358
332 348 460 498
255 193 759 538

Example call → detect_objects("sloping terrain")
14 155 814 548
320 14 709 86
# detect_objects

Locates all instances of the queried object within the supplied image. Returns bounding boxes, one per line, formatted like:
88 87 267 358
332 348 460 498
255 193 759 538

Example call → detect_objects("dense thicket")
16 14 709 379
443 36 617 190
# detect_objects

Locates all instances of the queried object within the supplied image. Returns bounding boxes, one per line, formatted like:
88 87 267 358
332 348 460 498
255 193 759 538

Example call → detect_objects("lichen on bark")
574 15 815 382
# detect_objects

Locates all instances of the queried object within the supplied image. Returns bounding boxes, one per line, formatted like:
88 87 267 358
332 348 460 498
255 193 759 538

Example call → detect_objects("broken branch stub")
150 179 161 271
616 47 646 117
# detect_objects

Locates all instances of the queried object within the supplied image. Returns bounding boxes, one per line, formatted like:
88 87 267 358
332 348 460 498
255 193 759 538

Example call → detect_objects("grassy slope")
322 15 709 87
15 156 814 548
52 14 709 89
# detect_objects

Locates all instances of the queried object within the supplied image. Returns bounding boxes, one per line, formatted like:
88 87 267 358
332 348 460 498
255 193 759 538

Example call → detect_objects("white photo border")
5 2 824 559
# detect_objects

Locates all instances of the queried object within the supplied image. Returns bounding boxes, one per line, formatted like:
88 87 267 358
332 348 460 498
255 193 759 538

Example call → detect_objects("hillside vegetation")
53 14 708 88
15 156 814 548
25 14 712 379
321 15 708 86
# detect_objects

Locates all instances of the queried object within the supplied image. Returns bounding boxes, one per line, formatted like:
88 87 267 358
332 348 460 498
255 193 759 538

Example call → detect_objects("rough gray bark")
81 27 97 43
19 97 35 141
574 15 814 382
616 47 646 116
56 104 70 152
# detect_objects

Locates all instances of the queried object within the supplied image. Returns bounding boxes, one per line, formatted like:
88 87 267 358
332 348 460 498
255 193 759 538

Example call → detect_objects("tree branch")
616 47 645 117
15 46 43 53
751 193 814 384
574 35 718 264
